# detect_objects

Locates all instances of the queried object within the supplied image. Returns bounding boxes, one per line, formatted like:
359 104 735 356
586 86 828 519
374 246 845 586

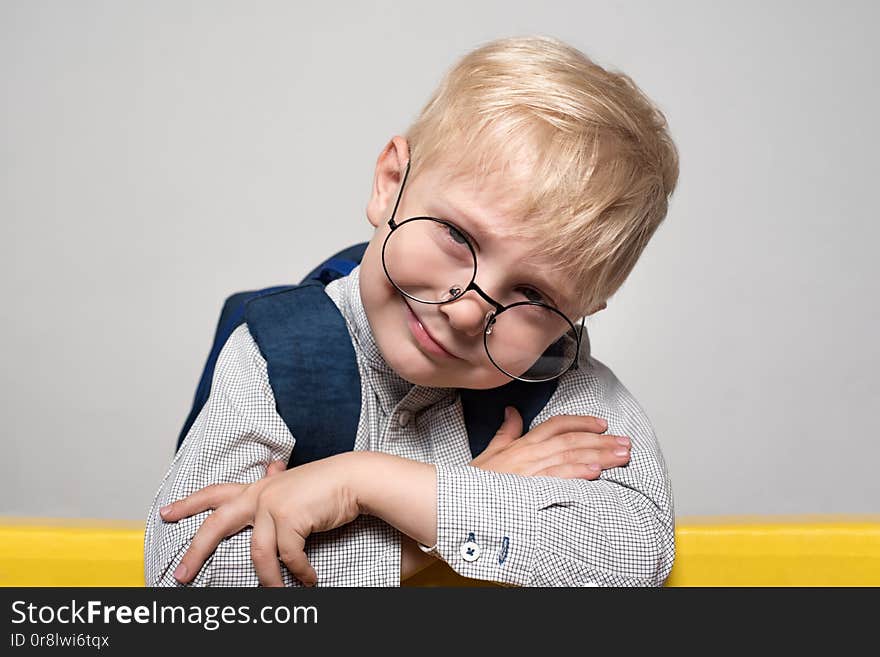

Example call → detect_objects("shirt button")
397 410 412 427
460 536 481 562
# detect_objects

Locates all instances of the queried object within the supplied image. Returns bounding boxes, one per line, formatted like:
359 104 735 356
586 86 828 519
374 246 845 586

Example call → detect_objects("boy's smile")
359 135 605 390
403 298 462 361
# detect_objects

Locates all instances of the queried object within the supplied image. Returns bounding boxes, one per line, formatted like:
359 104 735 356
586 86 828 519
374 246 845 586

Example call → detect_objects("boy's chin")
385 348 459 387
387 347 511 390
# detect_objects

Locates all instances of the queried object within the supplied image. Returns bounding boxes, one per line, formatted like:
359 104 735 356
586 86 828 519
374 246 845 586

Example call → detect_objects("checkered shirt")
143 264 675 586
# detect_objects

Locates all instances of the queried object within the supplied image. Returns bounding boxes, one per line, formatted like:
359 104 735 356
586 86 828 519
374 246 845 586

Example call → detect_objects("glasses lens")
485 305 579 381
383 218 476 303
384 217 580 382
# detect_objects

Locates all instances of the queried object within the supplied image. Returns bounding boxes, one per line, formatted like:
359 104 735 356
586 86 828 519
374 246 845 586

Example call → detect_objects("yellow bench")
2 515 878 587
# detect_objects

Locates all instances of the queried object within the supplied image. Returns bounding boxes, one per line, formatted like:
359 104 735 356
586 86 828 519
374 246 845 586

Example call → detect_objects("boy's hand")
469 407 631 479
247 454 361 586
157 459 287 584
158 454 360 587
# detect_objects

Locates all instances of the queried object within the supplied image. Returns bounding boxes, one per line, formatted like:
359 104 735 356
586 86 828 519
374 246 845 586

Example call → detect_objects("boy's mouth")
403 300 460 360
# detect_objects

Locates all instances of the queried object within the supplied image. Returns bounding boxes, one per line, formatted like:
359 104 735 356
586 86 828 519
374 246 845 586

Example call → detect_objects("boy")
144 34 679 587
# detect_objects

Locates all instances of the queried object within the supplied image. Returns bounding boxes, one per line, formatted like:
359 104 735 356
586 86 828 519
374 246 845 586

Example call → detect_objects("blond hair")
404 35 680 318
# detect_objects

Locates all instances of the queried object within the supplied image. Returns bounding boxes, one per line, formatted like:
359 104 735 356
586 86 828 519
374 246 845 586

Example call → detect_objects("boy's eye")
442 219 557 308
519 286 548 304
445 223 470 245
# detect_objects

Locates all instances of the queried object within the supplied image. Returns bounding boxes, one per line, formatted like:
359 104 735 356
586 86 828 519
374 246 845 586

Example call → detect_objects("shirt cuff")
432 464 539 585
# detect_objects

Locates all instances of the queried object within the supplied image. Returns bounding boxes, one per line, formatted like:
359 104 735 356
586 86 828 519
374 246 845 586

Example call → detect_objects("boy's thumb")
488 406 523 449
504 405 523 429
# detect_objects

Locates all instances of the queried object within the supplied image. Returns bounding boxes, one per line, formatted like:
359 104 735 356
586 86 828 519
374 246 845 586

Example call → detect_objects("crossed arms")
144 324 675 587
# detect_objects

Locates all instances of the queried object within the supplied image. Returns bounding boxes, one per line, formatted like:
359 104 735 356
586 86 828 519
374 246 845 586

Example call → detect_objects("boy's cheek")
358 253 511 389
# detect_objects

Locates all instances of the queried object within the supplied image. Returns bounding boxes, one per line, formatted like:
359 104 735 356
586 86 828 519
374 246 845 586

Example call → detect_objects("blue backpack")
175 242 562 466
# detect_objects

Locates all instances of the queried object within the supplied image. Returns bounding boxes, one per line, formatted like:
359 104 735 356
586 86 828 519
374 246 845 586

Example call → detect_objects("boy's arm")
352 356 675 587
144 323 401 587
144 323 294 586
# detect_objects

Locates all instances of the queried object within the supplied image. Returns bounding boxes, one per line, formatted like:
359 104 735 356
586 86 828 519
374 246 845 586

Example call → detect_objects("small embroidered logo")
498 536 510 564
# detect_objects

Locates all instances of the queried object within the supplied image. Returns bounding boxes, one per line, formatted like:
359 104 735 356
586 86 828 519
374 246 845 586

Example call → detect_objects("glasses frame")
381 156 586 383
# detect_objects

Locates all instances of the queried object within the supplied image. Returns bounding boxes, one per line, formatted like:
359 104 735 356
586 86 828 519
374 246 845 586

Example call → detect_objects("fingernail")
614 448 629 456
173 564 188 581
504 406 512 420
616 436 630 446
599 419 608 429
159 505 171 517
589 463 601 471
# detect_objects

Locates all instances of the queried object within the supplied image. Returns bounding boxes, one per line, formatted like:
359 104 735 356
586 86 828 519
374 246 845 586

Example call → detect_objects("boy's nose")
439 290 493 338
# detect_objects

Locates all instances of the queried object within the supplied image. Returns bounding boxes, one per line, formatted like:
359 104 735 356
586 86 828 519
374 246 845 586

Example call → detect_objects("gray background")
2 1 877 521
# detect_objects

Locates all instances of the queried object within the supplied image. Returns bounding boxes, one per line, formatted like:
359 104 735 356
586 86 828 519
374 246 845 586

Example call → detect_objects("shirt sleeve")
429 353 676 587
143 323 400 587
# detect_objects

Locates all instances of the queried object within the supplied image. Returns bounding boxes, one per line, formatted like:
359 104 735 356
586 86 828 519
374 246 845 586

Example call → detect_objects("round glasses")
382 169 586 383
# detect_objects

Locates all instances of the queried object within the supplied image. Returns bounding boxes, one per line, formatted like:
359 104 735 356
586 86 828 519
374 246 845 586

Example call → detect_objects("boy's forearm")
346 451 437 549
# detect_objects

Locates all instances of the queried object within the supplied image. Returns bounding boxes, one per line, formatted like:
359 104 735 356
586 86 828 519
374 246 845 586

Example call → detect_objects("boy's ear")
366 136 411 229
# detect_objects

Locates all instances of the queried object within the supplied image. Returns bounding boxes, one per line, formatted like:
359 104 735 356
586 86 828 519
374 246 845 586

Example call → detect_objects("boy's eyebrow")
430 199 577 315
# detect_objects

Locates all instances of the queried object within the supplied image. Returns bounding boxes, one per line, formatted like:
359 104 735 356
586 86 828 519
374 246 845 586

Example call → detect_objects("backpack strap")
174 244 368 453
174 284 296 452
245 282 363 467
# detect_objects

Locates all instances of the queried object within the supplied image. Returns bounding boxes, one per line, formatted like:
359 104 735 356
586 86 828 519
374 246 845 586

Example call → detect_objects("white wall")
2 0 877 519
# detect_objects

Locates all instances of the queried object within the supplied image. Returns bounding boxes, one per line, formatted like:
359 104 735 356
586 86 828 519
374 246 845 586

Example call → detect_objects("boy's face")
359 136 605 390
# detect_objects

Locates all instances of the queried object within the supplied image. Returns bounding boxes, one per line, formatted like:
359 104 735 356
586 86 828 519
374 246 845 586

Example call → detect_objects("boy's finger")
530 431 606 460
173 506 244 583
523 414 608 444
535 463 602 480
276 528 316 587
483 406 524 454
160 483 245 521
252 509 284 587
535 446 600 471
538 443 629 473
